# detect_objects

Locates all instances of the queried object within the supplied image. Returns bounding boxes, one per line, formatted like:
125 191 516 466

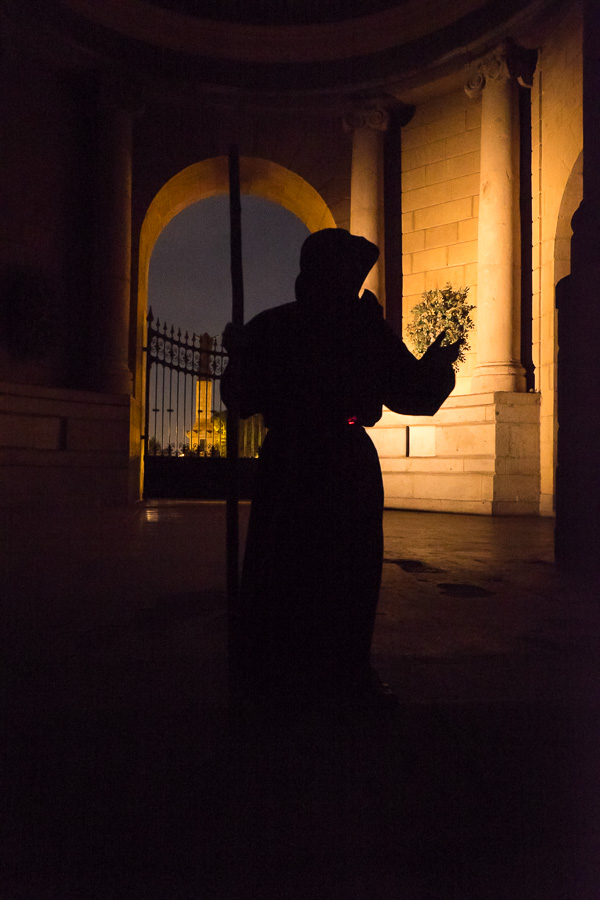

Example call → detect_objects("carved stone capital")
465 40 538 99
343 97 390 134
464 67 488 101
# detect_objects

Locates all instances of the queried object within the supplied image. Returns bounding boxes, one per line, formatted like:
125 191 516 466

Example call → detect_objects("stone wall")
369 393 540 515
0 50 93 391
400 88 481 395
0 45 141 506
531 5 583 515
0 382 133 507
370 85 488 514
374 10 584 516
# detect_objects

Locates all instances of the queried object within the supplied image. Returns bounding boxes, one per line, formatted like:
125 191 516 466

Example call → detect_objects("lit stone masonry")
343 99 389 307
368 392 541 515
366 42 542 516
465 42 536 393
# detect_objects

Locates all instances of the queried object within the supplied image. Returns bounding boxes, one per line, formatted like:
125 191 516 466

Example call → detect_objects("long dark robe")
222 278 455 707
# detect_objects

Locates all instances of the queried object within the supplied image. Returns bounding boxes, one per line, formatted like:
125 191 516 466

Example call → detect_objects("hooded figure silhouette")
222 228 459 721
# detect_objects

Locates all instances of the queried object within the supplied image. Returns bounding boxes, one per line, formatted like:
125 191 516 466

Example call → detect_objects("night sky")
148 195 310 340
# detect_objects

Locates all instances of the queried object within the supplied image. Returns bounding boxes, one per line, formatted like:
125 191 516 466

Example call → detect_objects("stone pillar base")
471 364 526 394
368 391 540 515
0 381 135 507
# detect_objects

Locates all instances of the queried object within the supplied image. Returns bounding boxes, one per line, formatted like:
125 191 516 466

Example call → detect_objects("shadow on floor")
3 687 599 899
1 506 599 898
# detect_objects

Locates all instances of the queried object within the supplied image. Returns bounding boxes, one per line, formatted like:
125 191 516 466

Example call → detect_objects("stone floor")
1 501 599 899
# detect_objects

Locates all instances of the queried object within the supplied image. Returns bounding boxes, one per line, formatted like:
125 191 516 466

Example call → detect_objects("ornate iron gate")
143 309 264 498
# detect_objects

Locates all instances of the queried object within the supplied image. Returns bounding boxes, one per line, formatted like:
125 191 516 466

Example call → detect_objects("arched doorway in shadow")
135 157 337 497
549 150 583 513
554 152 583 284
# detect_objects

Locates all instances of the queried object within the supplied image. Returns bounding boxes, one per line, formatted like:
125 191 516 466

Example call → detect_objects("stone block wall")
401 89 481 395
368 392 540 515
0 47 95 392
0 383 133 507
0 44 141 506
391 8 585 517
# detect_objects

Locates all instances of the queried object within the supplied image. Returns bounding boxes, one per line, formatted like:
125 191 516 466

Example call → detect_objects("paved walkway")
1 502 599 898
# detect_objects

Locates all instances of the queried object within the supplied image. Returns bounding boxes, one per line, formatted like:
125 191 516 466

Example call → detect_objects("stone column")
466 43 536 393
344 99 388 306
92 83 137 395
555 0 600 581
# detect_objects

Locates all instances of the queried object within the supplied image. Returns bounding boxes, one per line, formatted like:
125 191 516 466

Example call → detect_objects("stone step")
382 468 540 516
381 456 495 474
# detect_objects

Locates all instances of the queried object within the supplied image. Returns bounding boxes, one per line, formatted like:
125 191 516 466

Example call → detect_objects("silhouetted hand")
424 331 463 364
423 330 462 366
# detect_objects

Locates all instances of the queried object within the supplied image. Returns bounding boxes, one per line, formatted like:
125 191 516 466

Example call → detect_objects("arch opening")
133 156 337 497
136 157 336 392
148 194 311 338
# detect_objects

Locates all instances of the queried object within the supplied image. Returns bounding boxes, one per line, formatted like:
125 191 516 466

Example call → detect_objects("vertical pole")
227 145 244 701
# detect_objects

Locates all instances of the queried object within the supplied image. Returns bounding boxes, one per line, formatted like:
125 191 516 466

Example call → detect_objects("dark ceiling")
13 0 556 103
146 0 406 26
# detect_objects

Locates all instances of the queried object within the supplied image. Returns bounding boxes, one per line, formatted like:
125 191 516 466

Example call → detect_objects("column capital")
343 95 415 134
343 97 390 134
465 40 538 99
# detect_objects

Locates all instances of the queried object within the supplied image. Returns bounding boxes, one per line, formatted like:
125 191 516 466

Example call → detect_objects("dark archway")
548 152 583 513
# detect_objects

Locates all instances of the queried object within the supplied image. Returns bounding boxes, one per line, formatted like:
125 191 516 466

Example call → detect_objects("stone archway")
136 157 336 387
132 156 337 495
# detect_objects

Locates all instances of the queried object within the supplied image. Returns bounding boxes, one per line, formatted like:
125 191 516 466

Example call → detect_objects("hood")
295 228 379 302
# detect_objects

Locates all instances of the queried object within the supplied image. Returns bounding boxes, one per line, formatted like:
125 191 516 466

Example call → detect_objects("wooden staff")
226 145 244 687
